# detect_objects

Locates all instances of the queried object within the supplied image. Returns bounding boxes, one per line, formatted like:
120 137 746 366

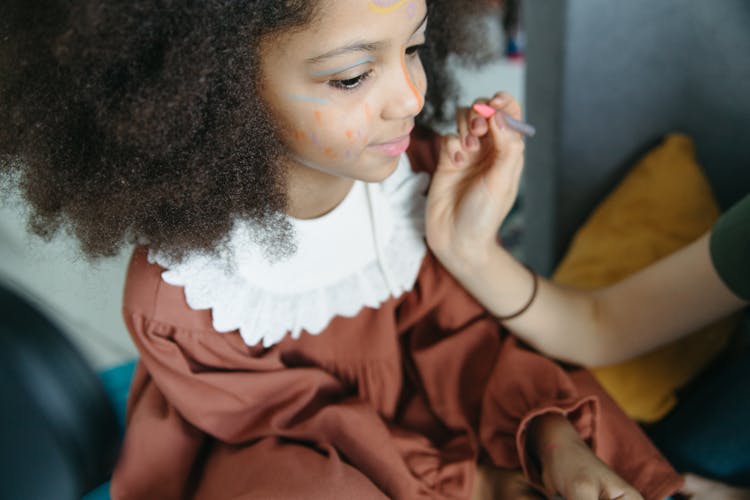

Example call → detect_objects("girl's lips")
370 135 411 157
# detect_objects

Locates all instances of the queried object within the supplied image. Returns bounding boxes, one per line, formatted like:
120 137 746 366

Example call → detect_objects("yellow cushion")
553 133 738 423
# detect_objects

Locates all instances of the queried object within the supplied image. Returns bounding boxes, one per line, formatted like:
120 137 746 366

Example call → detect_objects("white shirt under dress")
149 154 431 347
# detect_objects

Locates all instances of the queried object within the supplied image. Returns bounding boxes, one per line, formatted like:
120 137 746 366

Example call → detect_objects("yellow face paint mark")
294 130 308 142
364 103 373 120
314 111 323 124
368 0 410 14
323 146 337 158
400 47 423 109
345 129 354 140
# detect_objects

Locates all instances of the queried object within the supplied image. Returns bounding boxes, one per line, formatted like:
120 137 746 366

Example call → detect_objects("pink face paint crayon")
473 103 536 138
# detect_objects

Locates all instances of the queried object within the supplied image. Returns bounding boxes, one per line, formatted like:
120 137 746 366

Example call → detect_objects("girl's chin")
359 154 403 182
289 150 402 183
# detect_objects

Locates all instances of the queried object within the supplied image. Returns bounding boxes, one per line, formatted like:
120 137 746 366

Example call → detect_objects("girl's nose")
381 52 424 120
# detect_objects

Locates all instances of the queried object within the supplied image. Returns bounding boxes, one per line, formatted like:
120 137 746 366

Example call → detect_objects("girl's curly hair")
1 0 498 261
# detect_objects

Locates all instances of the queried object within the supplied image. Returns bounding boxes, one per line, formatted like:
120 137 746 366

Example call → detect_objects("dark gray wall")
523 0 750 275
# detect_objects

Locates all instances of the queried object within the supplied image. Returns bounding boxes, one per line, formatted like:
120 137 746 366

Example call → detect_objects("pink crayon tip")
472 103 496 118
472 103 536 138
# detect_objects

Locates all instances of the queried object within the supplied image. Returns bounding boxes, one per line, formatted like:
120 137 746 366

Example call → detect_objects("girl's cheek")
329 104 372 150
290 108 368 160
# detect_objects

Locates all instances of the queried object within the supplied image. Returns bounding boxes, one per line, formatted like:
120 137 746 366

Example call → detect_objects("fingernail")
470 117 483 131
472 103 495 119
490 96 507 107
454 151 464 164
467 135 479 149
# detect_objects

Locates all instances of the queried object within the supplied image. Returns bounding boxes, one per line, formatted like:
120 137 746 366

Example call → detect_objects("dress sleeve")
115 310 420 499
124 309 349 443
400 253 598 485
478 336 598 483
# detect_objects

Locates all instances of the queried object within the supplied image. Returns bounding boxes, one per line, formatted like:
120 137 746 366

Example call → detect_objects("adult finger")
456 106 470 141
443 133 469 169
489 91 523 121
468 97 491 137
456 107 480 152
429 134 467 213
479 116 525 204
486 109 526 171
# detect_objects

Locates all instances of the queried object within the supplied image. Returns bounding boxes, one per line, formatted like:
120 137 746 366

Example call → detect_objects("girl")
1 0 681 498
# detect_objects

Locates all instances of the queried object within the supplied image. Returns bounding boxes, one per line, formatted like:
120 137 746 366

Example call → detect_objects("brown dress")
110 128 682 499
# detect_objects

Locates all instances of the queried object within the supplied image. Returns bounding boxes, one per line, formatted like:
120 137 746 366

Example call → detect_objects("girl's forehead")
290 0 427 55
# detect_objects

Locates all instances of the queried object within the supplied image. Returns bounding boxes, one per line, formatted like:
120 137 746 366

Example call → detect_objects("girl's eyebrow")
306 12 429 66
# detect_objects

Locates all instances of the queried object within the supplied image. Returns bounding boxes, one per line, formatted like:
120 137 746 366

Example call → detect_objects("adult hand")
426 92 525 275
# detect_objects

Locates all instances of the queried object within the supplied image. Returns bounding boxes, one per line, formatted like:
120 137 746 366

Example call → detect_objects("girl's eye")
328 70 373 91
405 43 427 57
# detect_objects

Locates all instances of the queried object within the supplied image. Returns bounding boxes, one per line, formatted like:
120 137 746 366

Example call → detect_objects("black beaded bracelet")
496 264 538 321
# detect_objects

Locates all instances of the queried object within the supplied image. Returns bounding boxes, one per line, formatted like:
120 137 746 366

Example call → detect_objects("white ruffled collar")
149 154 430 347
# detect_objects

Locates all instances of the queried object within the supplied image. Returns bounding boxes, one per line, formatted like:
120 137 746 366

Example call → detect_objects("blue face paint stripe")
289 94 330 105
310 57 376 78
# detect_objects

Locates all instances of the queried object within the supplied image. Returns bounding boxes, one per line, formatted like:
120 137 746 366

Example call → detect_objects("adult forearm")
452 233 749 367
448 245 612 366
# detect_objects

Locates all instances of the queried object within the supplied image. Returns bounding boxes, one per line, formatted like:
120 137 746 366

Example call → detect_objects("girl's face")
259 0 428 183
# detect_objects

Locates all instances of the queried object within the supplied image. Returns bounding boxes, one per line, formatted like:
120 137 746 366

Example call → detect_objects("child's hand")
426 92 525 275
530 415 643 500
540 440 642 500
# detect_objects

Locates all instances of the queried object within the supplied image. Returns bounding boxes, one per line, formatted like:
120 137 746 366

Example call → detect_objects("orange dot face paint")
291 109 364 162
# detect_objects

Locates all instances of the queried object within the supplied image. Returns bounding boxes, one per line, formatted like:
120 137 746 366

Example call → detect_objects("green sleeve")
709 193 750 300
